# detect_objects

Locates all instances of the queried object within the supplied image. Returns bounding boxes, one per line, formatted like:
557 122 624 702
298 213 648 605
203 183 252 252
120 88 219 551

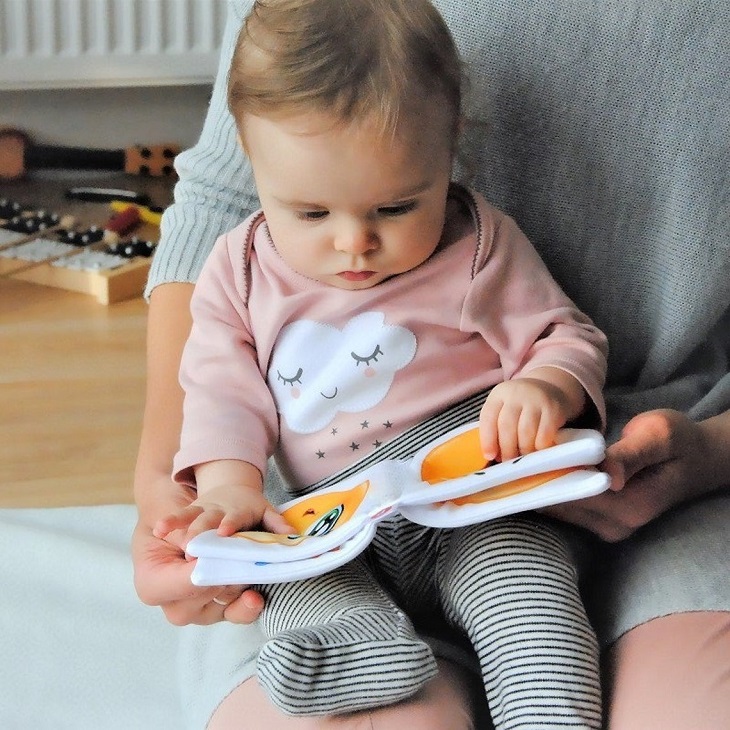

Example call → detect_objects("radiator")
0 0 229 89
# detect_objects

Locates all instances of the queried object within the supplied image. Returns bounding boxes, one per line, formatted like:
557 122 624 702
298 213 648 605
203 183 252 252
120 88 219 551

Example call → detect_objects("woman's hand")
132 474 266 626
542 408 730 542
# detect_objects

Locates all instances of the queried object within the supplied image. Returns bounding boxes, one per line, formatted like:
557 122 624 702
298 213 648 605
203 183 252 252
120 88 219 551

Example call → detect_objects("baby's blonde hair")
228 0 463 138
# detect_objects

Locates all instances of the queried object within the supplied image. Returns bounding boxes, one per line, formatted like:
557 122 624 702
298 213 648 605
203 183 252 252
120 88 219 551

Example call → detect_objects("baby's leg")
436 517 602 729
210 657 483 729
256 557 437 716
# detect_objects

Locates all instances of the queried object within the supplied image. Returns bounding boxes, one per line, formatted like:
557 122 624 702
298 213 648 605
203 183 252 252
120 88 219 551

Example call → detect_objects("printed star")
360 421 370 429
373 440 382 448
350 442 360 451
316 451 325 459
383 421 393 429
331 428 338 435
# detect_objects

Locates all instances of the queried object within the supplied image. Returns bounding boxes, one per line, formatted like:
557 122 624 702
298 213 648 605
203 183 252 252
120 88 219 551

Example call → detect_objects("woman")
132 1 730 727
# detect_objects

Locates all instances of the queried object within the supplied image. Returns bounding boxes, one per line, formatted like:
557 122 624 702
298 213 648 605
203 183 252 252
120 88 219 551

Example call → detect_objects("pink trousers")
208 611 730 729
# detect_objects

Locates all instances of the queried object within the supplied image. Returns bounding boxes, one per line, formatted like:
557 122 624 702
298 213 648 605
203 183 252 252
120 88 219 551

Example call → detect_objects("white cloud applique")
268 311 417 434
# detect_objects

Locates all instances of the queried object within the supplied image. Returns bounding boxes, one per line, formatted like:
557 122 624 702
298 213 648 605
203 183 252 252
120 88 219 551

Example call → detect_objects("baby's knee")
443 516 574 574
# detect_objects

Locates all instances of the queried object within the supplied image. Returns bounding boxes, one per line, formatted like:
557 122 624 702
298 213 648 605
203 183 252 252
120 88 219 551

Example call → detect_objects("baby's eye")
377 201 416 217
296 210 329 221
277 368 303 386
351 345 383 366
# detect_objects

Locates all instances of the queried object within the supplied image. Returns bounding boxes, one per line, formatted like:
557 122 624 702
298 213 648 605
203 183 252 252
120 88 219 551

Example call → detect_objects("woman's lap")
204 612 730 729
592 493 730 727
589 491 730 645
605 611 730 730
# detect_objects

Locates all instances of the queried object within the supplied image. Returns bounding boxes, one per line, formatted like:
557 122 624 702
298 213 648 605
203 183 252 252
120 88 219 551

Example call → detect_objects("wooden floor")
1 170 173 508
1 278 147 507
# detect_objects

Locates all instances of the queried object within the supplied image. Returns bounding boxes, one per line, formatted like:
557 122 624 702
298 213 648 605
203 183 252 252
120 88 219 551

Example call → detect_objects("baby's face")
241 100 454 290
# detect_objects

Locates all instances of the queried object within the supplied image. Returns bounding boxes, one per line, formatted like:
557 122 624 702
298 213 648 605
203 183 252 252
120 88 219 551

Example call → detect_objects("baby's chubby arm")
153 459 292 542
479 366 587 462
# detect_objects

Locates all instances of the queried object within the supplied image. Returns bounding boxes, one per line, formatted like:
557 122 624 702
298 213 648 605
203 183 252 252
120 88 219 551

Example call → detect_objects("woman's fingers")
221 588 266 624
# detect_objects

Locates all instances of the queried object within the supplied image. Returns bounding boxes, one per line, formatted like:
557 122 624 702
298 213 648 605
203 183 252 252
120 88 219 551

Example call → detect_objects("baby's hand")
479 377 575 462
153 483 291 544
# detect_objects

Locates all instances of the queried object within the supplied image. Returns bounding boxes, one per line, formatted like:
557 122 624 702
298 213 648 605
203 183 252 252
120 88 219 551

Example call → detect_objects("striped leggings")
256 513 602 728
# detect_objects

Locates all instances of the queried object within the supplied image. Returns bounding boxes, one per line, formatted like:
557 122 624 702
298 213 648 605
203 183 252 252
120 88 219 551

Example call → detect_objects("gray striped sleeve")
144 0 259 299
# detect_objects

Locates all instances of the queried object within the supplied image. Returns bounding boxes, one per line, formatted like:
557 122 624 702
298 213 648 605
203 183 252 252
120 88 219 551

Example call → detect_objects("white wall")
0 85 212 151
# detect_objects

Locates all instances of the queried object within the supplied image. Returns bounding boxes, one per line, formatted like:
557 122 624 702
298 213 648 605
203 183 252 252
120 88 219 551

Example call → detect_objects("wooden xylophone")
0 197 157 304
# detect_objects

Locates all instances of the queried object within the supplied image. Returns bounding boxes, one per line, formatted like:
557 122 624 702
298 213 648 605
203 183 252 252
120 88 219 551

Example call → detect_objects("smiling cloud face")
268 311 417 434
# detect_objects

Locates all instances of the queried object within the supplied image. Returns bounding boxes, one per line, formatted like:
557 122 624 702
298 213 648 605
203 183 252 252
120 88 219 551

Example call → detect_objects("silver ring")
212 596 229 607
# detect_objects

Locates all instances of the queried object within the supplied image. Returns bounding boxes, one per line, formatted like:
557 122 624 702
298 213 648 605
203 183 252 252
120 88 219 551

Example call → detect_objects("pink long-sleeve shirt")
174 187 608 490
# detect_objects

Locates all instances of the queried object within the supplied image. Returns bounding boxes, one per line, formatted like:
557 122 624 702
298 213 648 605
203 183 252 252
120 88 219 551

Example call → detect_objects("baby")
156 1 607 727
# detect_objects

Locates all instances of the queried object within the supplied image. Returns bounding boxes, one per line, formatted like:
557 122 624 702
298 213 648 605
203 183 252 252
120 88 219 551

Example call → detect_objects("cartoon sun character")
232 480 371 546
280 480 371 534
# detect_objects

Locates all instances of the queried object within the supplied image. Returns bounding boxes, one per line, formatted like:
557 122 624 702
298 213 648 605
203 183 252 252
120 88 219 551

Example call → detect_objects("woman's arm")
132 283 265 624
143 0 257 298
133 283 193 517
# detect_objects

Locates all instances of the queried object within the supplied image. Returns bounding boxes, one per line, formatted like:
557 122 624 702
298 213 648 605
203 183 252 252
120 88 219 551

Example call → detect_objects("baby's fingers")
532 407 564 452
479 397 503 461
215 501 293 537
495 402 523 461
185 508 229 540
153 505 204 539
516 408 541 456
262 507 295 535
217 508 257 536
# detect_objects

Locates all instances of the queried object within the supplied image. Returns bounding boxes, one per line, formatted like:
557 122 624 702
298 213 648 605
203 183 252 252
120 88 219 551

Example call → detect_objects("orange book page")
419 425 580 505
420 427 488 484
447 468 577 505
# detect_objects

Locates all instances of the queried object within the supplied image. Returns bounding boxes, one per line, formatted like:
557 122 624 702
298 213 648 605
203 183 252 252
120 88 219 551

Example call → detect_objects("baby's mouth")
337 270 375 282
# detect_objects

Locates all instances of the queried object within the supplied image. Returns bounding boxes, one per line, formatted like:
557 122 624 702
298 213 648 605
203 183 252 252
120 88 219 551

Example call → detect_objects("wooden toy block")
10 254 152 305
